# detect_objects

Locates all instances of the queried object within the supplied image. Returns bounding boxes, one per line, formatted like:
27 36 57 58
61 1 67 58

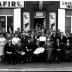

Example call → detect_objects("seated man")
26 38 36 63
15 40 26 64
64 39 72 62
4 40 15 64
44 36 53 63
54 39 62 63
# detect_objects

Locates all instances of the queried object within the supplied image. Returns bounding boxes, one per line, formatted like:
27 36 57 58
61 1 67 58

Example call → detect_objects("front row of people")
2 38 72 64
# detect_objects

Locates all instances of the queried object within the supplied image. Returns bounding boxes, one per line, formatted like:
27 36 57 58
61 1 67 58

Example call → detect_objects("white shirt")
12 37 20 45
0 37 6 46
39 36 46 42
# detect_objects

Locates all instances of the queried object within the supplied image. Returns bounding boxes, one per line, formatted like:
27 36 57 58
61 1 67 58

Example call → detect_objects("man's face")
61 32 63 36
18 42 21 46
57 39 60 43
67 39 70 43
15 34 18 37
1 34 3 37
66 32 69 36
28 39 31 43
52 31 56 35
8 40 11 44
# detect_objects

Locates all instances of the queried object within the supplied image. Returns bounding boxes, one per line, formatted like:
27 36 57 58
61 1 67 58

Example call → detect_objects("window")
65 10 72 33
0 15 13 33
65 17 71 33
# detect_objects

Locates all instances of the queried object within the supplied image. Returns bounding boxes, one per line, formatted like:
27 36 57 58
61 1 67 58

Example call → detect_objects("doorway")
34 18 45 29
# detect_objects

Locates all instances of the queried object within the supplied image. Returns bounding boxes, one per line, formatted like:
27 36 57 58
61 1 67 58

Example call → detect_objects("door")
34 18 44 29
7 16 13 33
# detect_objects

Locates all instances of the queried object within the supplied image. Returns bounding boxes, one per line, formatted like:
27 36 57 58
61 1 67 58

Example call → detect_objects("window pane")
7 16 13 33
0 16 6 33
65 17 71 33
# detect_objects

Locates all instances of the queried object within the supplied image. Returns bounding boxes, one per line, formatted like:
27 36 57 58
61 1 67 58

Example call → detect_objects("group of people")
0 27 72 64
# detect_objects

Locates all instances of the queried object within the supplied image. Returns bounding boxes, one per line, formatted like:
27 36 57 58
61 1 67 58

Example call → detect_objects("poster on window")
49 12 56 30
23 12 30 32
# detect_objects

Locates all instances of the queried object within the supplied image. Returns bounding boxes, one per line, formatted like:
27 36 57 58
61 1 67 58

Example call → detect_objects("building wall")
43 1 60 31
21 1 60 31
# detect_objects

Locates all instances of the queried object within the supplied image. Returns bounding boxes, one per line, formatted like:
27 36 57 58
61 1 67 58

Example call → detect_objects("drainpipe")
39 1 43 10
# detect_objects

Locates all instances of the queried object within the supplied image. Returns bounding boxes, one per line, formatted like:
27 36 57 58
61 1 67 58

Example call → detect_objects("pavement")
0 62 72 71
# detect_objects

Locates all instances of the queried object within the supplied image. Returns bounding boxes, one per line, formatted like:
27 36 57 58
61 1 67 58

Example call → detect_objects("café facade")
1 1 70 34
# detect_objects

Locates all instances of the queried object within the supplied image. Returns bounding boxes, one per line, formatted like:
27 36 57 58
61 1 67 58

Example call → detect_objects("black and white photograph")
0 0 72 71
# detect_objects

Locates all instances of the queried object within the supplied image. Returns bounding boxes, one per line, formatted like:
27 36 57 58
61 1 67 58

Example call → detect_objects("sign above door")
34 12 46 18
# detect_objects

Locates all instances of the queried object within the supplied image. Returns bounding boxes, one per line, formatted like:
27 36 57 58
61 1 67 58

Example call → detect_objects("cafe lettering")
0 1 24 8
62 2 72 5
60 1 72 8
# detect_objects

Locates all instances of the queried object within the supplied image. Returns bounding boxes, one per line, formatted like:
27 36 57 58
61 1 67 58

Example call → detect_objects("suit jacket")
4 43 15 54
60 36 66 44
53 42 64 51
51 35 59 43
15 44 26 53
64 43 72 51
26 42 38 52
66 36 72 43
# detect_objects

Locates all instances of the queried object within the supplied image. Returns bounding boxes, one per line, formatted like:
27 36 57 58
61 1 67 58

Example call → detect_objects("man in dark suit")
15 40 26 64
51 31 59 62
54 39 64 63
26 38 38 63
21 34 28 47
64 39 72 62
59 32 66 61
51 31 57 43
65 32 72 43
60 32 66 44
4 40 15 64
